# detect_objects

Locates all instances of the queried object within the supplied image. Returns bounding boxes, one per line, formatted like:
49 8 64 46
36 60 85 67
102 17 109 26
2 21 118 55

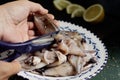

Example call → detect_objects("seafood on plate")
16 31 97 77
34 13 58 35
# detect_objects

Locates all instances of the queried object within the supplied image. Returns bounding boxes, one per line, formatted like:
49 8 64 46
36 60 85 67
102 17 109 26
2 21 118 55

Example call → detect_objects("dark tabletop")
0 0 120 80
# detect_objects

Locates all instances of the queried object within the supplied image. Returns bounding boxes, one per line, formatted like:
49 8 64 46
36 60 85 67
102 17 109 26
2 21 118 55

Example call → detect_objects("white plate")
17 21 108 80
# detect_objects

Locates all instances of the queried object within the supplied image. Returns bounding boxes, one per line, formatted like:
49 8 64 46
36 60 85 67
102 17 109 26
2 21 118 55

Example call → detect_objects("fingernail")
44 9 48 13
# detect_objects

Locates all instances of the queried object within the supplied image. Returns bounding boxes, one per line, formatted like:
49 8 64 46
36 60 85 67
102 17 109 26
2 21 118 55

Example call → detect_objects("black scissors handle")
0 31 59 62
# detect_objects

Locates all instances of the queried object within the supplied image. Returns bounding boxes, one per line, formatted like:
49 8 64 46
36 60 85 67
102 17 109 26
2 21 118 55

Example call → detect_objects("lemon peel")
71 8 85 18
53 0 71 11
53 0 86 18
66 4 85 14
83 4 105 23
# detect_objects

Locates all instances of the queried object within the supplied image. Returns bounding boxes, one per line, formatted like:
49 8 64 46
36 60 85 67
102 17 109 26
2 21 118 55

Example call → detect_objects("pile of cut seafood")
16 31 97 77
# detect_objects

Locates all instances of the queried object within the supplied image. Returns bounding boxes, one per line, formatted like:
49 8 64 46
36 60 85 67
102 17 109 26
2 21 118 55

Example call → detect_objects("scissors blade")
29 31 59 53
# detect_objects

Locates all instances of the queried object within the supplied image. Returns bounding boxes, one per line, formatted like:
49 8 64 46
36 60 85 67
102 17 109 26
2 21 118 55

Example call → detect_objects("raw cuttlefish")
34 13 58 35
16 31 97 77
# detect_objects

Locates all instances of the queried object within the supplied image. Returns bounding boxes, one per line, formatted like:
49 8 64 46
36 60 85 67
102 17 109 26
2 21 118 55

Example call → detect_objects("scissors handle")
0 31 59 62
0 41 30 53
0 40 52 62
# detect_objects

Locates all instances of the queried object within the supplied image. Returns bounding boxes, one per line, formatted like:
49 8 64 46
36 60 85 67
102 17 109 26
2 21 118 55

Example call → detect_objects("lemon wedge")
66 4 85 14
83 4 105 23
71 8 85 18
53 0 71 11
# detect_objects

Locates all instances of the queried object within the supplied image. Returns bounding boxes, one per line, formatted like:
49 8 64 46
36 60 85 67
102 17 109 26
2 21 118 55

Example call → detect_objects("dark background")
32 0 120 47
0 0 120 47
0 0 120 80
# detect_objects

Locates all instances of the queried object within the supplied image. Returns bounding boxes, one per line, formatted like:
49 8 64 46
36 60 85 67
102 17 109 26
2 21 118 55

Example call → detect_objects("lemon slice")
66 4 85 14
53 0 71 11
83 4 105 23
71 8 85 18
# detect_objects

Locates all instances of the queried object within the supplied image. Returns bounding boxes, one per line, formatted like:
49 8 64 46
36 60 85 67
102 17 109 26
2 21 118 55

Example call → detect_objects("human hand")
0 0 57 80
0 0 57 43
0 60 21 80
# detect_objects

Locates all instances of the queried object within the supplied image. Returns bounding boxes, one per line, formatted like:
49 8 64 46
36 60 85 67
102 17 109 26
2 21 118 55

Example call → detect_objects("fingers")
46 14 55 19
29 36 37 40
46 14 60 28
54 20 60 28
0 61 21 80
28 22 34 29
10 61 21 75
27 1 48 14
28 30 35 36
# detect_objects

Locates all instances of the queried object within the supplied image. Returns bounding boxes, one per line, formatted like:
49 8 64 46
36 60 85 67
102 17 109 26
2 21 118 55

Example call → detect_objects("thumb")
0 61 21 80
26 1 48 14
7 61 21 76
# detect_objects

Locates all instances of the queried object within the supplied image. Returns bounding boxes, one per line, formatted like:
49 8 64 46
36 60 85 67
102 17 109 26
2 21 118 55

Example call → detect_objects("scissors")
0 31 59 62
0 14 59 62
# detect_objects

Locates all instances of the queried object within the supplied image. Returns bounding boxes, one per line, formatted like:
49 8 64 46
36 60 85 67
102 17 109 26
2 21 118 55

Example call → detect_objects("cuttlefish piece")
43 50 57 64
82 42 96 65
42 62 75 77
57 40 69 55
55 31 86 56
16 54 47 71
83 53 93 63
48 51 67 67
34 51 44 61
68 55 83 74
55 33 69 55
34 14 58 35
24 56 41 66
81 39 96 54
68 39 86 57
82 64 93 71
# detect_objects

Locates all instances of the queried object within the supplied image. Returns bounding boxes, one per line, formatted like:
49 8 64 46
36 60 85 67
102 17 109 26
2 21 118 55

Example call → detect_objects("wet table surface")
92 46 120 80
1 0 120 80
